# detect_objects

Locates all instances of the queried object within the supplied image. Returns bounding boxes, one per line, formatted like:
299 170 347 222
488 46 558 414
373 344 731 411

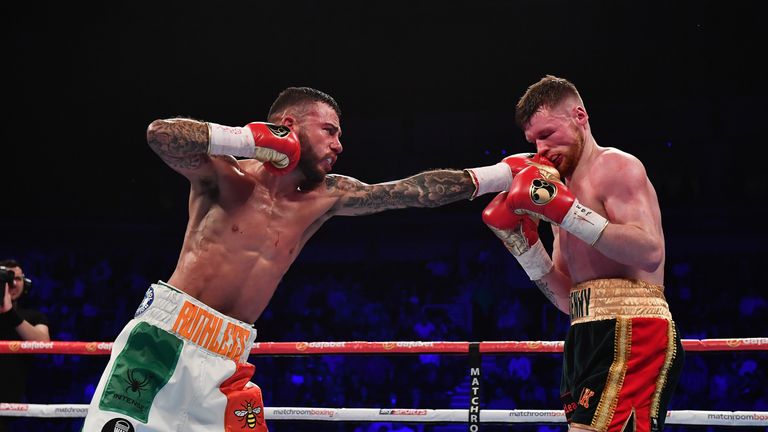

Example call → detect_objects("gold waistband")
569 278 672 324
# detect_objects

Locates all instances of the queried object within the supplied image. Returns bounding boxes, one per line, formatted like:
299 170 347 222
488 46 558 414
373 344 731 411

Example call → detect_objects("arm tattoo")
330 170 475 214
534 280 560 308
146 119 210 170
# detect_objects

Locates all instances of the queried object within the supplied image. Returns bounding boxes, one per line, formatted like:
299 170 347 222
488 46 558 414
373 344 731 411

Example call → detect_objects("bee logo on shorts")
529 178 558 205
266 124 291 138
234 400 263 428
100 418 135 432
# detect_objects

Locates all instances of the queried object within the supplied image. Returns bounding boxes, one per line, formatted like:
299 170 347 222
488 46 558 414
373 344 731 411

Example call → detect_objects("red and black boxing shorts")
560 279 685 432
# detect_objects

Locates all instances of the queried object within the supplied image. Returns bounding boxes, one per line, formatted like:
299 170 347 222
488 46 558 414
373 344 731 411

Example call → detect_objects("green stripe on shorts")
99 322 183 423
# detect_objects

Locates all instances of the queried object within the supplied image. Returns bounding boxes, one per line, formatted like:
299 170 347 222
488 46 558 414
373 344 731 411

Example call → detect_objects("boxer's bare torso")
554 146 665 287
169 159 473 323
522 99 666 312
147 103 474 323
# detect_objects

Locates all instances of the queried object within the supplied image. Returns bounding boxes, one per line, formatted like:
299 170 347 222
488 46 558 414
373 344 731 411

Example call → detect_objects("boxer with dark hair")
82 86 544 431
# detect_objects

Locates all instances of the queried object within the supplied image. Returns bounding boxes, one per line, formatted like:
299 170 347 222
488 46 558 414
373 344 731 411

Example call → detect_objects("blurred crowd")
1 224 766 432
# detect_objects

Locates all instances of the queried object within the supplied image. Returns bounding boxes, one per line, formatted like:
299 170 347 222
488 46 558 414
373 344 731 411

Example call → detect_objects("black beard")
298 156 326 191
295 130 327 192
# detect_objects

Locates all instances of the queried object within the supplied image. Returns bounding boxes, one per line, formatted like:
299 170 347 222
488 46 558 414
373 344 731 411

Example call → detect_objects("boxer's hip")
569 278 672 324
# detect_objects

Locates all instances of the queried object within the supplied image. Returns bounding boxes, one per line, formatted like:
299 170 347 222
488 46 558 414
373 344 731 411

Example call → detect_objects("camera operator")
0 259 49 342
0 259 50 432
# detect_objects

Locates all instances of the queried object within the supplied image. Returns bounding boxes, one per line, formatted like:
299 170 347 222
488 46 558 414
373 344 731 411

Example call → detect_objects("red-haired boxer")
82 86 548 431
485 76 684 432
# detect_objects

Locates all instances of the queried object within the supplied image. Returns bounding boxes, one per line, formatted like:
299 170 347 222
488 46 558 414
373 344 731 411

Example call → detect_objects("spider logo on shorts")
234 400 263 428
529 178 558 205
123 368 150 397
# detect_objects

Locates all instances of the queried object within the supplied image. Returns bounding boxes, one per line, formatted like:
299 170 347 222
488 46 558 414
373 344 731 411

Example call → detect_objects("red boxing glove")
244 122 301 174
483 192 553 280
506 165 608 246
501 152 555 176
208 122 301 175
466 153 556 199
482 192 539 256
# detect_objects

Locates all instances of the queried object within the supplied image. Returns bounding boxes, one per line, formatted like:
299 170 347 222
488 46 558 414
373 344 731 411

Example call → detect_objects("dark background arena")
3 1 767 431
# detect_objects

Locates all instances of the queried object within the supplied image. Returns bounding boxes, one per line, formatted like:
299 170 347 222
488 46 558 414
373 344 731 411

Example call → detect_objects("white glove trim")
516 239 553 280
207 122 256 158
560 199 609 246
465 163 512 200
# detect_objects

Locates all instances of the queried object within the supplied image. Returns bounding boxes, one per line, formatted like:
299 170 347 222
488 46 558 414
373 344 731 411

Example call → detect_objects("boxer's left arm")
326 170 477 216
587 154 665 271
323 153 558 216
465 152 555 199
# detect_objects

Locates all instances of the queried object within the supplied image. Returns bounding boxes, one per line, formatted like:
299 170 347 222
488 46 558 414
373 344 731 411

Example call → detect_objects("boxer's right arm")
483 192 571 313
147 118 215 178
208 122 301 174
146 118 301 178
482 192 553 280
534 227 573 314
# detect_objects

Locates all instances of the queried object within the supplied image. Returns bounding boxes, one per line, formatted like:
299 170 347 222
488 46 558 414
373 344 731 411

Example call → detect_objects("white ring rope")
2 338 766 427
1 404 767 426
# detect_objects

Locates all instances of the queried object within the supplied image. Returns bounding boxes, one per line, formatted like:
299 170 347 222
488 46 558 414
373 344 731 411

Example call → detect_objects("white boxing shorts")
81 281 267 431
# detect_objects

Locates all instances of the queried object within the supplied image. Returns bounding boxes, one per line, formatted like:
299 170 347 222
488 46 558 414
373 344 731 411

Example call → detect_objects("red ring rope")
1 338 765 355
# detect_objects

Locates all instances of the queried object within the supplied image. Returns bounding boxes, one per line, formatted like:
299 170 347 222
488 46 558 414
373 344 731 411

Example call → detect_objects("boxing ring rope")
2 404 768 426
2 338 767 427
2 338 767 355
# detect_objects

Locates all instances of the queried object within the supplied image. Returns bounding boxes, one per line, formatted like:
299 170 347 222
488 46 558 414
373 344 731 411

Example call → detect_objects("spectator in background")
0 258 50 432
